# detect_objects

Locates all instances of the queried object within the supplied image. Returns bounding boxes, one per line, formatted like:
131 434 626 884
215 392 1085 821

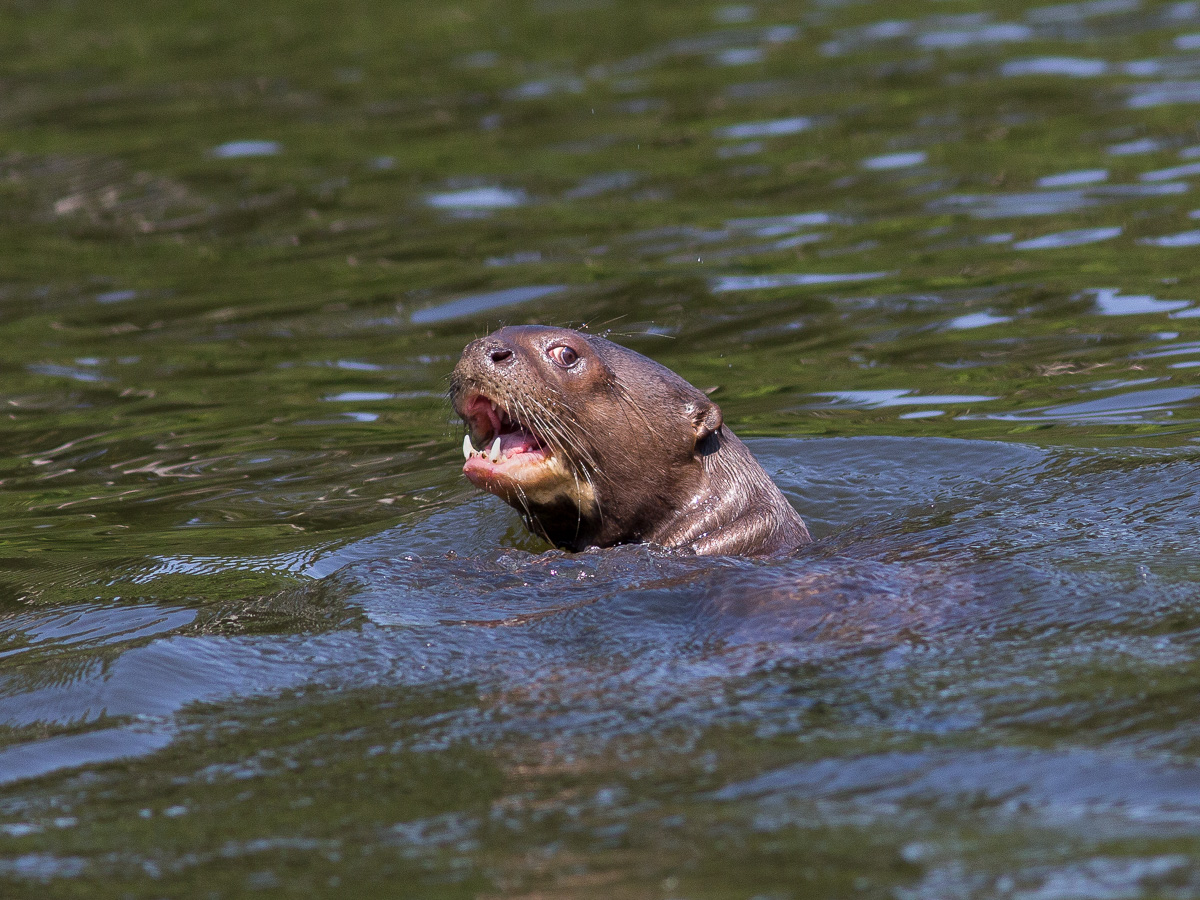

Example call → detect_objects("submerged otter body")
449 326 811 557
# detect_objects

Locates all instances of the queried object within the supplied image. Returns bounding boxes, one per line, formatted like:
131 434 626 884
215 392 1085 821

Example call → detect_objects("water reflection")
425 186 528 210
1037 169 1108 187
715 747 1200 824
1026 0 1141 23
1092 288 1191 315
1140 159 1200 180
1014 226 1122 249
1127 81 1200 108
209 141 281 159
916 22 1033 49
946 311 1012 329
814 389 999 408
726 212 835 231
0 604 195 659
95 289 137 304
8 0 1200 890
1140 229 1200 246
712 48 765 66
825 13 1036 55
1002 56 1110 77
711 271 888 291
0 730 174 787
1108 137 1167 155
504 76 584 101
563 171 638 199
26 364 110 384
1132 339 1200 359
409 285 566 324
862 151 927 170
982 386 1200 423
713 116 813 139
932 185 1183 218
716 141 762 158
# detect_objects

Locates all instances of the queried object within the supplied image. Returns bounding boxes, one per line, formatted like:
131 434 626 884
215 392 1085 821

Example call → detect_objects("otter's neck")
526 428 809 557
645 428 810 557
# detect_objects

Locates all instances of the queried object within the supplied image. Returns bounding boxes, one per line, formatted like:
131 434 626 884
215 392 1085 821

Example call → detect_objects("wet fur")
450 326 811 557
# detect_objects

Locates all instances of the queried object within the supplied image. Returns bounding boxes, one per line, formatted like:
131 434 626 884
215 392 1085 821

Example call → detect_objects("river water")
3 0 1200 896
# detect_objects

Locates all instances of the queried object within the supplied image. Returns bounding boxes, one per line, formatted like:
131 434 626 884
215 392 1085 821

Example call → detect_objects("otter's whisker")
449 324 809 556
526 394 599 477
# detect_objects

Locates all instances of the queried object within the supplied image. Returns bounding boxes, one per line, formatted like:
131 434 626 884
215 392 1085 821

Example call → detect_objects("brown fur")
449 326 811 556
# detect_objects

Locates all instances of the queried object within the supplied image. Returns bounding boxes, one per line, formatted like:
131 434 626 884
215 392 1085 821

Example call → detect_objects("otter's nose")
478 337 517 367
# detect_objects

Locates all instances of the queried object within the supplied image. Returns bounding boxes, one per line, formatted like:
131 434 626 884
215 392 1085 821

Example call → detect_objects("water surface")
3 0 1200 896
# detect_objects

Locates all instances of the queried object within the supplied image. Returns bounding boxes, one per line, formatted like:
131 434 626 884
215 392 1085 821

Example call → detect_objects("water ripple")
1093 288 1191 315
1014 226 1122 249
1139 229 1200 247
409 285 566 324
814 389 999 408
984 386 1200 422
425 186 528 210
1127 80 1200 108
209 140 281 159
713 116 814 139
710 271 889 291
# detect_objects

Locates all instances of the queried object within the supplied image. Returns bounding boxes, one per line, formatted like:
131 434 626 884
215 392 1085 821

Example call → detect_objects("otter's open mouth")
460 394 550 479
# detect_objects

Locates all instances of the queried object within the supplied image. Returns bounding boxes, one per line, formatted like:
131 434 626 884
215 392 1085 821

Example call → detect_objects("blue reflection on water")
1093 288 1191 315
1015 226 1122 250
426 186 528 210
711 272 888 292
713 116 813 139
863 151 927 170
815 389 999 408
410 285 567 324
210 140 281 159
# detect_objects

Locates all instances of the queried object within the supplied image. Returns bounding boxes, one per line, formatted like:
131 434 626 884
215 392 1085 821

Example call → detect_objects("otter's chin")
457 392 597 513
462 438 550 490
462 447 593 512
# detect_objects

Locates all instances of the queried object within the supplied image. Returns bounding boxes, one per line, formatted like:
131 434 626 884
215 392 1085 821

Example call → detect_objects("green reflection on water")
0 686 498 898
3 0 1200 892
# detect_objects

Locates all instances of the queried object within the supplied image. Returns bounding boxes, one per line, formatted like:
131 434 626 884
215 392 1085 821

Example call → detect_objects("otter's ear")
686 397 723 443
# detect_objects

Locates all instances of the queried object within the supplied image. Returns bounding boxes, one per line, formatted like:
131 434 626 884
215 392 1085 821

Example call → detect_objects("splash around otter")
449 325 810 556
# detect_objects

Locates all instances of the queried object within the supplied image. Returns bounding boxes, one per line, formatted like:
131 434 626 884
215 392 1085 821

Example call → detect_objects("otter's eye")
548 345 579 368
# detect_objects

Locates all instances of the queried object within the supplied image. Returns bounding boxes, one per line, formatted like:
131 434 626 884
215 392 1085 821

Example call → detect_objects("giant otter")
449 326 811 556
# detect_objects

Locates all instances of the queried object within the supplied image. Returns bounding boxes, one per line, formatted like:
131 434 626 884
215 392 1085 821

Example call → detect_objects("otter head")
449 325 723 551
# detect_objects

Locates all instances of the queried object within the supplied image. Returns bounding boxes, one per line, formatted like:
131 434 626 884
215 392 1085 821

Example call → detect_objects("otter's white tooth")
463 434 474 460
489 436 502 463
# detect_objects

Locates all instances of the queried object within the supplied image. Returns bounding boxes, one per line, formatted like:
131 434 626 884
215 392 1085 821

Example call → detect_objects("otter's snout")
461 336 519 375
